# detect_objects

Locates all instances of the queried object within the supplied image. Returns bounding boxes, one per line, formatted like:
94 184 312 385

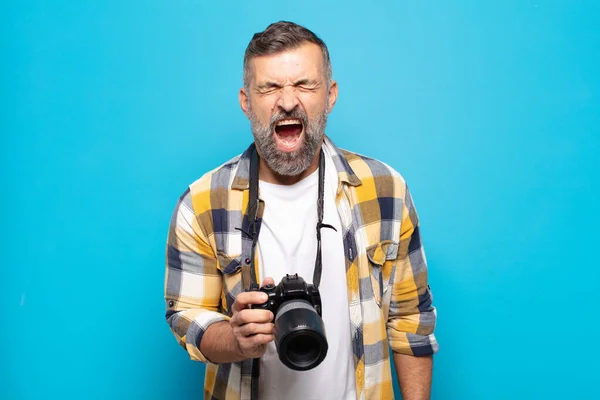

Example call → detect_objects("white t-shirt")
256 149 357 400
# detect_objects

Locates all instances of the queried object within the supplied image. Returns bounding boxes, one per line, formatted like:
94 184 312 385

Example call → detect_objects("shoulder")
339 148 408 194
175 152 244 215
189 153 242 194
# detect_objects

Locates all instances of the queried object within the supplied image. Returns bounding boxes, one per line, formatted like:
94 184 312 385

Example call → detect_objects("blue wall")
2 1 599 399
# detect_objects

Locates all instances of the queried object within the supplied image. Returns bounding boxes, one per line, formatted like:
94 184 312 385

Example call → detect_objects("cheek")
251 98 276 122
302 96 328 118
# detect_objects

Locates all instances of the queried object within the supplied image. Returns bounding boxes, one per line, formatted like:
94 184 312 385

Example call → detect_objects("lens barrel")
274 299 328 371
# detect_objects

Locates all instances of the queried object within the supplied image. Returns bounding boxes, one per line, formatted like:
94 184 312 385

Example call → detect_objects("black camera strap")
246 144 336 400
314 146 337 289
246 145 336 290
246 147 261 289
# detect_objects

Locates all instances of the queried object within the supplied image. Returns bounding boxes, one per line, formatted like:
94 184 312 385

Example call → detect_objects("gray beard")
248 105 329 177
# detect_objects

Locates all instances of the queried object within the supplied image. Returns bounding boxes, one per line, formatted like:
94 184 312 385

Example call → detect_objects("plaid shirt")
165 136 438 400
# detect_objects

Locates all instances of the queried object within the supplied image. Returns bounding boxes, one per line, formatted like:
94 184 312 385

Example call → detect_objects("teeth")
276 119 301 126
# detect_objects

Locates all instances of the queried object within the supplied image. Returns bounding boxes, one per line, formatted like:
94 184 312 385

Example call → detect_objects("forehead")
249 42 325 83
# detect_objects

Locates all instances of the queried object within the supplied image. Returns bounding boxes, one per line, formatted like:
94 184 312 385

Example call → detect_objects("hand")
230 277 276 359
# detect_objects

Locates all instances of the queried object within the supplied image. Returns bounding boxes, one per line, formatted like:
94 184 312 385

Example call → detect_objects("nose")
275 86 299 112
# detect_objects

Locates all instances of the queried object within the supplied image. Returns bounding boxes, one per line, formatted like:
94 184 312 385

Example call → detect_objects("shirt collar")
231 135 362 191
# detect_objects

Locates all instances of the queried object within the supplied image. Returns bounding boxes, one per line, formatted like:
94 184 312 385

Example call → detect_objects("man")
165 21 438 400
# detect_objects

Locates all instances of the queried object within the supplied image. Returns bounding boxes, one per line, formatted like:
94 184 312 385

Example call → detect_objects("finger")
238 322 274 337
250 334 275 346
232 291 269 313
241 334 274 350
233 309 274 326
261 277 275 287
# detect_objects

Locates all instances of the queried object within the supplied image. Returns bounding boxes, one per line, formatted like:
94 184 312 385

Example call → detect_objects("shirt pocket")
366 240 399 307
216 252 243 316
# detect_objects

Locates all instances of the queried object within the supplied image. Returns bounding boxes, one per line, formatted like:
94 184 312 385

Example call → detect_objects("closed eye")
256 82 282 94
294 79 320 91
255 79 321 94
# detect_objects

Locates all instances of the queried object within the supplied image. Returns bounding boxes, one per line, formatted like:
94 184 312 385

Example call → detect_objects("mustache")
269 108 309 130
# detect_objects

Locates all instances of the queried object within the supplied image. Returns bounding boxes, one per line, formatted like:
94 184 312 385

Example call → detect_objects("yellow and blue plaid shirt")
165 136 438 400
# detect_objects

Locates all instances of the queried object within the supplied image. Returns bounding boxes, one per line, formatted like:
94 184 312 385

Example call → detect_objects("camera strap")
245 143 336 400
246 147 260 289
246 144 335 290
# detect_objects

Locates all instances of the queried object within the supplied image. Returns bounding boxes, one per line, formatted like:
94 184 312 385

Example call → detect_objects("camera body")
252 273 322 317
250 273 327 371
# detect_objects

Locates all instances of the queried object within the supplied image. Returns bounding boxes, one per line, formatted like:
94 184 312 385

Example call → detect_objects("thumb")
261 277 275 287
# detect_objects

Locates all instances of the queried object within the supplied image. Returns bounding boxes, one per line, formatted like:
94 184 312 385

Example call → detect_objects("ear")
327 80 338 113
239 88 250 117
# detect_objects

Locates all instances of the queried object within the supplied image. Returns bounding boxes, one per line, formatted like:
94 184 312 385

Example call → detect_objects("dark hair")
243 21 332 89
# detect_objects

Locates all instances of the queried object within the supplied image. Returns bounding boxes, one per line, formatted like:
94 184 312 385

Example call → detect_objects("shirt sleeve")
164 188 229 363
386 185 439 356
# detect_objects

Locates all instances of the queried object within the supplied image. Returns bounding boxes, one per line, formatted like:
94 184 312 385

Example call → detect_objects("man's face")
240 42 338 177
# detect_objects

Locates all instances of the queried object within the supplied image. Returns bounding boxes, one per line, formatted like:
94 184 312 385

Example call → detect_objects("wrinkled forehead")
248 42 326 85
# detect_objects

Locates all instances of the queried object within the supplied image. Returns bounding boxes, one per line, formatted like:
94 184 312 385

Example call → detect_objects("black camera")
251 273 328 371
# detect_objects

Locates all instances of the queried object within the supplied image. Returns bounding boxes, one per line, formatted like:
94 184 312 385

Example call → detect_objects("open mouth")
274 118 304 151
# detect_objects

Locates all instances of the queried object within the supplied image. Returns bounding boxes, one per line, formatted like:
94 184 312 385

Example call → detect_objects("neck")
259 144 323 185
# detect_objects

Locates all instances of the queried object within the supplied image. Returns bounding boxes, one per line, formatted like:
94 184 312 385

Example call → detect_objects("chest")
214 183 402 316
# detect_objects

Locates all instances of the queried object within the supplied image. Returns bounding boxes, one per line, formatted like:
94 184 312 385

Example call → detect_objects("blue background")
2 1 599 399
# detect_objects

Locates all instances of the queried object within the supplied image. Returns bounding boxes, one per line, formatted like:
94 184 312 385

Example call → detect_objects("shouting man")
165 21 438 400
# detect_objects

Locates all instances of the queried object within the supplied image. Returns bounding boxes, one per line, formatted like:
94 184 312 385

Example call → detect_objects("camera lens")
274 299 328 371
286 334 320 365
